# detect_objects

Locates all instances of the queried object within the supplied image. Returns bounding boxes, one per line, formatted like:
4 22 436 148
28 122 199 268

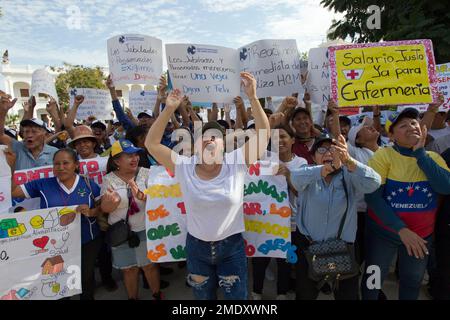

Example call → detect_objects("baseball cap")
137 109 154 119
4 126 17 139
311 133 333 154
201 121 226 136
290 107 312 121
348 116 373 147
112 119 121 125
385 108 420 133
20 118 46 130
90 120 107 130
246 119 255 129
111 139 143 157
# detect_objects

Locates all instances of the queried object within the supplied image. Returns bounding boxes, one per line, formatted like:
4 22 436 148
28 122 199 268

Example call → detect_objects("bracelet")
344 157 356 166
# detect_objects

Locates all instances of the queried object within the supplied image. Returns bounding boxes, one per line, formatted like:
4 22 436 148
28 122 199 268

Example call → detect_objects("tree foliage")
321 0 450 63
53 63 106 109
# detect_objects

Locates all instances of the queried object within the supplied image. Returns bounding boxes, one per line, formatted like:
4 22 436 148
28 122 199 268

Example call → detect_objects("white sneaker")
251 292 262 300
276 294 287 300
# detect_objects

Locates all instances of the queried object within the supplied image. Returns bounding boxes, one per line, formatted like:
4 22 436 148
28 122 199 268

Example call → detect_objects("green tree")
321 0 450 63
53 63 106 109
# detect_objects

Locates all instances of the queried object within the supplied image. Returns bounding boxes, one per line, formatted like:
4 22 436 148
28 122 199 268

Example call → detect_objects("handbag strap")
337 174 349 240
125 168 141 224
300 169 350 242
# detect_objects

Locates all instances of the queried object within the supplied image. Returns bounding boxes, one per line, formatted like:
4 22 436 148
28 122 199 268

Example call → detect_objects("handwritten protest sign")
0 206 81 300
30 69 58 101
166 44 240 103
243 162 296 262
128 90 158 117
306 47 331 106
108 34 162 85
11 157 107 212
0 146 12 213
145 166 187 263
436 63 450 111
239 39 301 98
144 164 296 263
329 39 438 107
69 88 113 120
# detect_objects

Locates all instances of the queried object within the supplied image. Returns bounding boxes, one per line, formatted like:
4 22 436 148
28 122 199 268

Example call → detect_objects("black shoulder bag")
106 169 141 248
303 175 360 290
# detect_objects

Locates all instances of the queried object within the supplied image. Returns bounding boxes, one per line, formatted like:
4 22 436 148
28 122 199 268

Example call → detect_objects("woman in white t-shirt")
100 139 162 300
251 124 307 300
145 72 270 300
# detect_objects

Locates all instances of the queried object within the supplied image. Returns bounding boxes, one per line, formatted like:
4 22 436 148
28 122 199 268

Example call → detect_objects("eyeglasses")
316 146 333 154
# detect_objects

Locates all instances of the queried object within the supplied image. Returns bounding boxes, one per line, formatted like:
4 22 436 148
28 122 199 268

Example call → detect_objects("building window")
20 89 30 97
38 93 48 98
116 90 123 97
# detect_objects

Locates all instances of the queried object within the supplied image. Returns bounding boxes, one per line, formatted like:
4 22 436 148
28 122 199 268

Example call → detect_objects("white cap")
138 109 153 118
348 116 373 147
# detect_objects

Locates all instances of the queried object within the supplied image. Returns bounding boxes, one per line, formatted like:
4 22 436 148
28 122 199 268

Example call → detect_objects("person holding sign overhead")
145 72 270 300
361 108 450 300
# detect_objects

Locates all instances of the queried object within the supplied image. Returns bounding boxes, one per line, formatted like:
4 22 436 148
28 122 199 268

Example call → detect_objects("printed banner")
436 63 450 111
108 34 163 85
11 158 107 213
144 164 296 263
0 206 81 300
306 47 331 106
69 88 113 120
166 44 240 103
128 90 158 117
329 39 438 107
239 39 301 98
30 69 58 101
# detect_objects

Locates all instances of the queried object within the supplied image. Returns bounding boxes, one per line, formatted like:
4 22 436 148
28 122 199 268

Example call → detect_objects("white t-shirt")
429 126 450 140
175 148 248 242
101 167 150 232
282 155 308 231
427 133 450 155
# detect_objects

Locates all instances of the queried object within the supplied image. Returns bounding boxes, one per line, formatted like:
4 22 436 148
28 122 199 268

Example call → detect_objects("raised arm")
46 98 62 132
64 95 84 138
154 75 167 119
241 72 270 165
0 93 16 147
145 89 182 173
105 75 135 131
327 99 341 139
233 96 246 129
21 96 35 121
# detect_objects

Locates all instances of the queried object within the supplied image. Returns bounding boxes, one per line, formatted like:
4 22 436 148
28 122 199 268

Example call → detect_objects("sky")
0 0 342 68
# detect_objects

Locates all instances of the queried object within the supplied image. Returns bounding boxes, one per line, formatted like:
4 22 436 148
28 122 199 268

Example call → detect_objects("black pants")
355 211 366 265
252 257 291 295
97 231 114 283
80 236 103 300
434 219 450 299
292 229 359 300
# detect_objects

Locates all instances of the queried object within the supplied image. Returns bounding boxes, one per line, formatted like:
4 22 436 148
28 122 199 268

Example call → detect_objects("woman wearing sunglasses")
287 133 381 300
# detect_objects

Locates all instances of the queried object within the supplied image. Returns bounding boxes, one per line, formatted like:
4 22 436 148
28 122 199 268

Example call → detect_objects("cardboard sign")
0 207 81 300
144 164 296 263
329 39 438 107
30 69 58 101
306 47 331 106
239 39 302 98
436 63 450 111
108 34 163 85
128 90 158 117
166 44 240 103
69 88 113 120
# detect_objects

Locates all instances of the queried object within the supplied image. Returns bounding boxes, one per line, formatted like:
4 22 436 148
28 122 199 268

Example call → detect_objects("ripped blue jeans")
186 232 248 300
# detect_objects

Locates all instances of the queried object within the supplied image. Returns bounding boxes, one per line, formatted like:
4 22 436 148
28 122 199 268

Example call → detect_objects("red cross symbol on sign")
346 70 360 79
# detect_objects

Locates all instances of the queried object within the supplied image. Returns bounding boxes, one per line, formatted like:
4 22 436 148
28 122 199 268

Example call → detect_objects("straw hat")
67 125 97 147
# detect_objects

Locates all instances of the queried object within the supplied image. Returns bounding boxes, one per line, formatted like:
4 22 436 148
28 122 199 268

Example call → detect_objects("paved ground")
93 259 431 300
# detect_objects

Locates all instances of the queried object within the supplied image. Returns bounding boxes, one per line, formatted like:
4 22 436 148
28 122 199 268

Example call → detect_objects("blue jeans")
186 232 248 300
361 228 432 300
